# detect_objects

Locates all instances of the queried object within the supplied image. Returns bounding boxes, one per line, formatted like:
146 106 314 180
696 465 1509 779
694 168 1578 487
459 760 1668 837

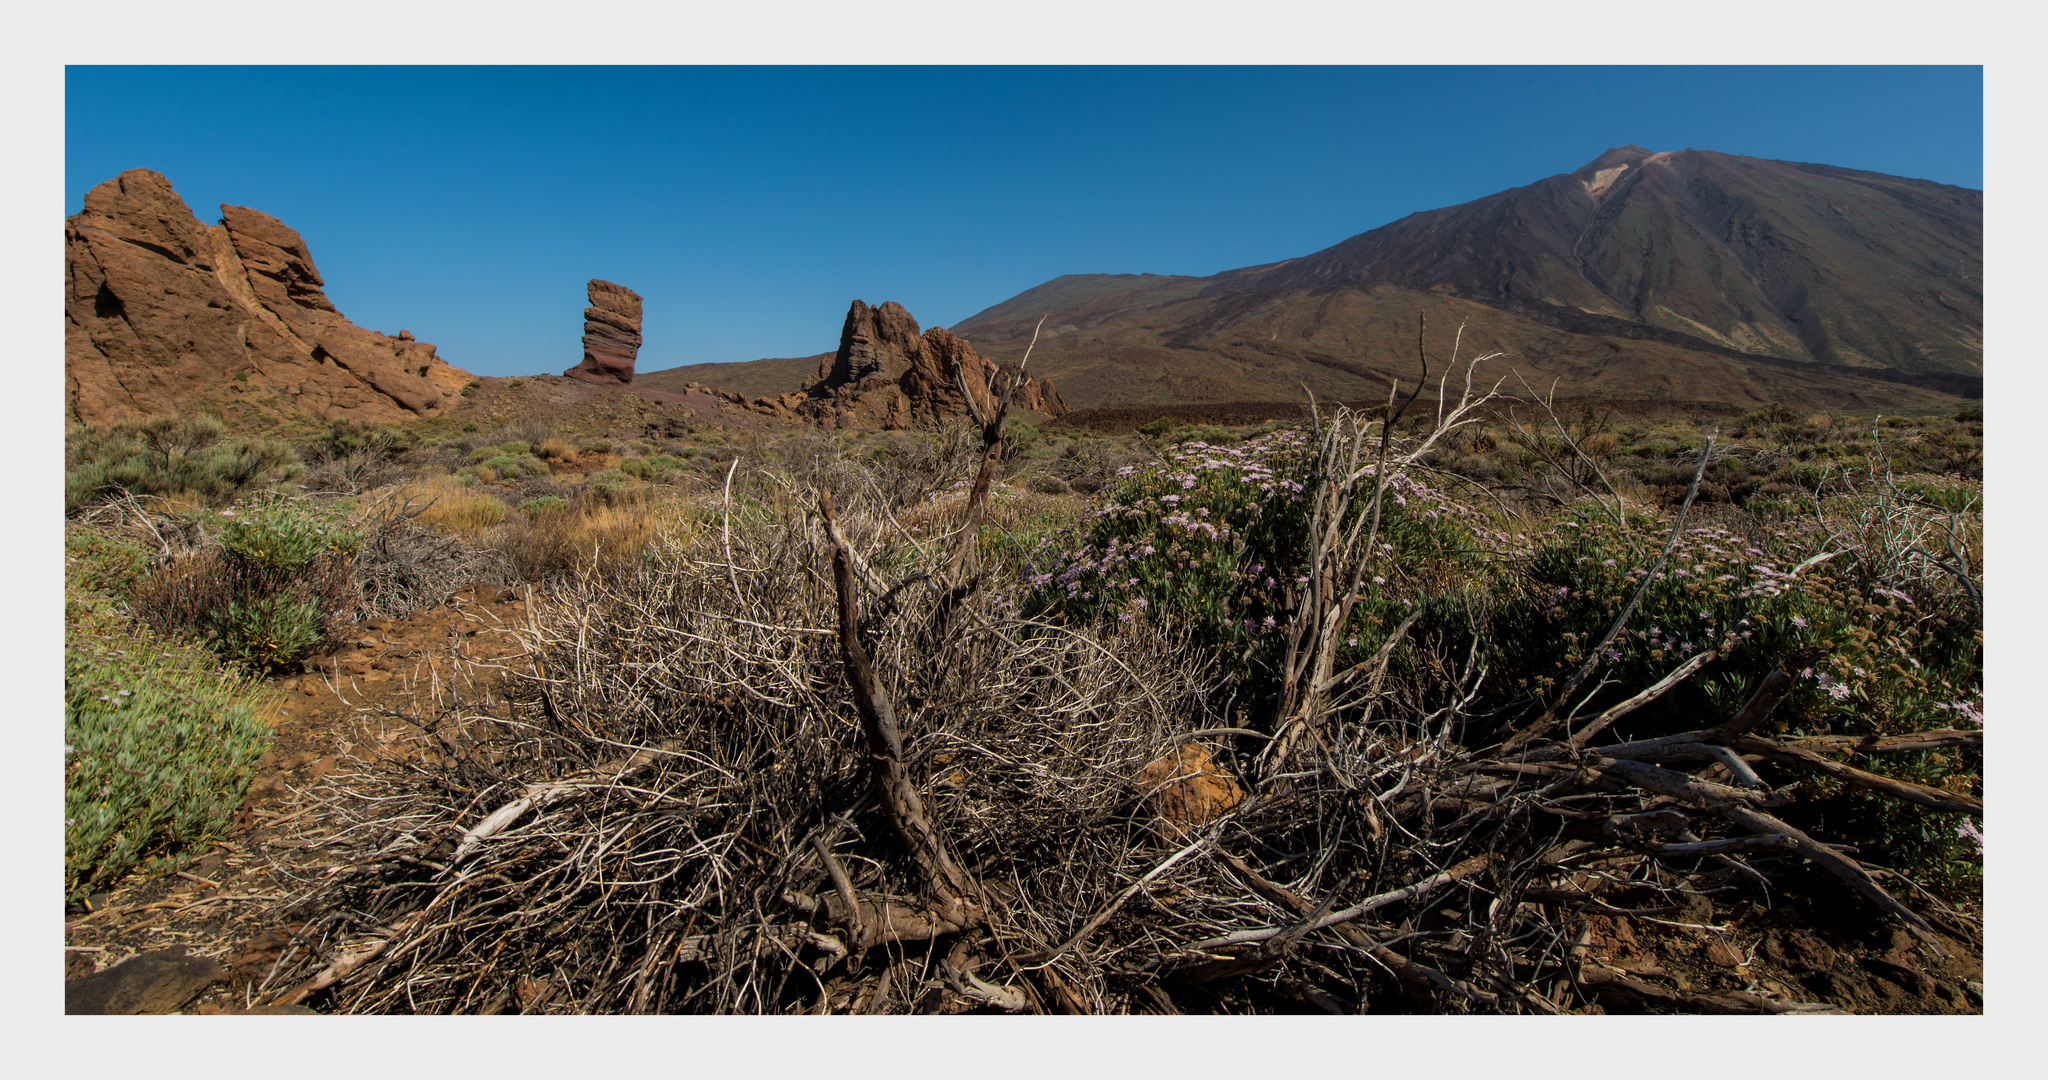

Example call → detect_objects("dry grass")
393 475 509 534
480 497 696 583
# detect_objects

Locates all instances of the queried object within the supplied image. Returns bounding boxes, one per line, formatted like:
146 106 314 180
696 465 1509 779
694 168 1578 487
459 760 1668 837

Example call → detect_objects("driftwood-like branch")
1190 852 1496 950
1210 853 1547 1012
1732 733 1982 816
1563 754 1947 953
1564 648 1718 750
945 316 1045 584
819 489 982 930
1713 647 1827 741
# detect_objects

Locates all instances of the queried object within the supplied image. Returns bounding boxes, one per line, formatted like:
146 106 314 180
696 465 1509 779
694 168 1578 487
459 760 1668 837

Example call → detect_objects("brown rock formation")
818 299 925 386
66 169 472 428
762 299 1066 429
565 279 642 385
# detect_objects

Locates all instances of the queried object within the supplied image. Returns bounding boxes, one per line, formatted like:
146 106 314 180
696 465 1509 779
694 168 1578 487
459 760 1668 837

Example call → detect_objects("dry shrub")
349 486 510 617
130 545 357 665
534 438 577 464
270 471 1226 1014
566 451 620 475
248 390 1979 1016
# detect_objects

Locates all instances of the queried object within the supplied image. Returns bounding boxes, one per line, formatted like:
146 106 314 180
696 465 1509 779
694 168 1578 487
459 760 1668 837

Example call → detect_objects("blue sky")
65 66 1982 378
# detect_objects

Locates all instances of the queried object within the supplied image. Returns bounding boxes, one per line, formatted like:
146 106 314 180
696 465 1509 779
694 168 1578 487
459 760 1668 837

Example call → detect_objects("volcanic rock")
565 279 643 386
819 299 926 386
766 299 1067 429
65 169 473 427
65 946 224 1014
1133 743 1243 843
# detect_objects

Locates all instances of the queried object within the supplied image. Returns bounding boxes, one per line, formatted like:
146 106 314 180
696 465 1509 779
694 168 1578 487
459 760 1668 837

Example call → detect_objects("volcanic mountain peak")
950 146 1980 412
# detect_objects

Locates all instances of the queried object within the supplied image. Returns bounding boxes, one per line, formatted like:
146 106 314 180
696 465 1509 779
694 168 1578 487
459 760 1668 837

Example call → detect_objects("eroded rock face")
748 299 1066 429
65 169 473 427
566 279 643 385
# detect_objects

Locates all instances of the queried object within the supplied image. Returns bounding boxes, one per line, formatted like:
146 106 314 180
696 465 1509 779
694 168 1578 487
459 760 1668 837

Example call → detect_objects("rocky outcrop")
65 169 473 428
742 299 1066 429
565 279 642 385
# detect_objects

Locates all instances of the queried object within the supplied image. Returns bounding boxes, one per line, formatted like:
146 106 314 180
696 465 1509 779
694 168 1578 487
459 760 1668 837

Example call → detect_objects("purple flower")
1791 615 1808 628
1261 615 1278 629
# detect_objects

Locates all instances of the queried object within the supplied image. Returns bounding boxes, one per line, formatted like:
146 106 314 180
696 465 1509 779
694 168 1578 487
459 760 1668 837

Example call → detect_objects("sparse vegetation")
65 529 277 903
61 373 1982 1016
65 414 304 513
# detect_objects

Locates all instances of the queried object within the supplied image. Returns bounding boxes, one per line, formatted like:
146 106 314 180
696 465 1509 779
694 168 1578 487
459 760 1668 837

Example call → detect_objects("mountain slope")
952 147 1980 411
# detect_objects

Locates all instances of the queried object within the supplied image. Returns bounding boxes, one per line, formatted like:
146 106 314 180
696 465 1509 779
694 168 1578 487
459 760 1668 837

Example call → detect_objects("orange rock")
65 169 471 428
1133 743 1243 842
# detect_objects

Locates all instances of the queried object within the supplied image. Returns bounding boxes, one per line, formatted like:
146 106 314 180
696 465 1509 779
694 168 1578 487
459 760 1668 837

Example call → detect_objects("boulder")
1133 743 1243 843
65 169 474 428
65 946 224 1014
565 279 643 385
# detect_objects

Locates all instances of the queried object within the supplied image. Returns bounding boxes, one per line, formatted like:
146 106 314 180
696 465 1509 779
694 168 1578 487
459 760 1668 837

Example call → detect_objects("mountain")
950 147 1981 411
66 169 475 429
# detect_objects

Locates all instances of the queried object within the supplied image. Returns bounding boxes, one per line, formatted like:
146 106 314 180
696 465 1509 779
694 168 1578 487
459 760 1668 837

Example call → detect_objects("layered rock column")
565 279 643 385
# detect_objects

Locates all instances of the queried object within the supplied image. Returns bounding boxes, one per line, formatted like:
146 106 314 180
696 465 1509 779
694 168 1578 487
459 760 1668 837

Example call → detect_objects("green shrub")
219 592 327 669
65 530 149 600
1023 431 1487 692
586 469 634 506
66 415 303 514
1002 417 1040 463
131 500 360 672
65 605 274 902
220 502 361 580
623 454 688 482
520 495 571 516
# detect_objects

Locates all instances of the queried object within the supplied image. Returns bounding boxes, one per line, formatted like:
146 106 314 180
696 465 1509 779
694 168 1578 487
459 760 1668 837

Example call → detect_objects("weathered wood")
820 489 981 929
1732 733 1982 816
1190 852 1496 950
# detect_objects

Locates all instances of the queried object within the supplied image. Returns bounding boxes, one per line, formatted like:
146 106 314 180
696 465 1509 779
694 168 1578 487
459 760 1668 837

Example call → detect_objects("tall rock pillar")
566 279 642 385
